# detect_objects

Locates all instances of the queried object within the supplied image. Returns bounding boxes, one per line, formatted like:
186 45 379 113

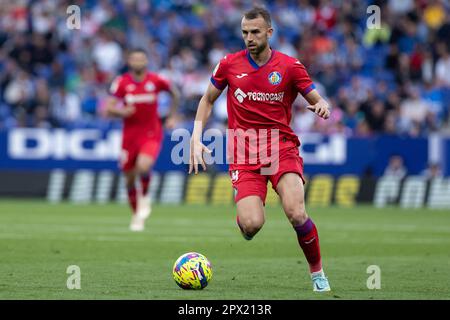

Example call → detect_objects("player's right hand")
189 139 212 174
121 105 136 118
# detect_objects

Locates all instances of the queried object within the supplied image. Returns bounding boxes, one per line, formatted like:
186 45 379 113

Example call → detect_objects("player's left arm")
304 89 331 120
292 60 330 120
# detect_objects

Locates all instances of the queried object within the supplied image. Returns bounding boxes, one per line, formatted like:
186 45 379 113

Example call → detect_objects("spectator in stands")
384 111 400 135
384 155 408 179
422 162 443 179
3 69 34 126
91 29 123 76
342 101 364 134
435 42 450 87
49 86 81 127
365 100 387 132
399 85 430 134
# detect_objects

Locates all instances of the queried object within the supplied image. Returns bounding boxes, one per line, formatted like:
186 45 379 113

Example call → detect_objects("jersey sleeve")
109 76 126 99
155 74 171 92
210 56 228 90
291 60 316 97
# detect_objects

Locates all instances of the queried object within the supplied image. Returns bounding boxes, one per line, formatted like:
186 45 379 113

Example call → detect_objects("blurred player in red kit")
106 48 180 231
189 7 331 291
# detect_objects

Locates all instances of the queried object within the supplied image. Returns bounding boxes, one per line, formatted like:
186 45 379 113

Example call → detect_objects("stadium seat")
185 173 210 205
306 175 334 207
334 175 360 207
210 173 233 205
159 171 186 204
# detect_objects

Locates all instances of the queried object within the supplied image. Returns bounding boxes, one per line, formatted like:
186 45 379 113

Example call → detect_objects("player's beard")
130 67 146 82
248 41 268 56
132 67 146 76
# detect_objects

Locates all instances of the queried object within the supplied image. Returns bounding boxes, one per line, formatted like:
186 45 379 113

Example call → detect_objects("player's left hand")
306 100 331 119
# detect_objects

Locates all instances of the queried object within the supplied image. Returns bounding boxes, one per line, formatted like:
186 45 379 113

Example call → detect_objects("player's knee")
240 215 265 236
136 161 151 175
284 204 308 226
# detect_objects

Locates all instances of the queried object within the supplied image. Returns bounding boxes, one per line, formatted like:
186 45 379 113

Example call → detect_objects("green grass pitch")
0 199 449 300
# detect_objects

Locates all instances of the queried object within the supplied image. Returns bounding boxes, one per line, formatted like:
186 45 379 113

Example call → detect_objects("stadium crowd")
0 0 449 137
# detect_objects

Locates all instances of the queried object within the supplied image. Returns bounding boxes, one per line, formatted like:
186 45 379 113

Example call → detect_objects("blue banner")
0 129 448 176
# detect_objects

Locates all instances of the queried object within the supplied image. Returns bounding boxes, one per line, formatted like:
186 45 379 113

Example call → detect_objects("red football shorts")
120 137 163 172
229 146 305 205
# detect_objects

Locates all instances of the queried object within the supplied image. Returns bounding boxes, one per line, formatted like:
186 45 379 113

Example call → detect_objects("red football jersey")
210 49 315 170
109 72 170 146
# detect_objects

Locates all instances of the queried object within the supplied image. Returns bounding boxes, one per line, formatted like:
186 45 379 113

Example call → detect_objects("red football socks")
141 174 150 195
127 187 137 214
294 218 323 273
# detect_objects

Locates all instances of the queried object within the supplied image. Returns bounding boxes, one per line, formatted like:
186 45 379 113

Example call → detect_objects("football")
172 252 212 290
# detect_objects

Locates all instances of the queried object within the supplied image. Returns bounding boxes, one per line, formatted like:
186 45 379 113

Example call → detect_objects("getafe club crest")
268 71 282 85
145 82 155 92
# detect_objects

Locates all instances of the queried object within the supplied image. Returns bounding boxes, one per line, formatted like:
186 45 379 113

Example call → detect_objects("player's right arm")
189 82 223 174
104 96 135 118
105 75 135 118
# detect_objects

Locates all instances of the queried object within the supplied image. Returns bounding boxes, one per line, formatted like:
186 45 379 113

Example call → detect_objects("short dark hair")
129 48 148 56
243 6 272 27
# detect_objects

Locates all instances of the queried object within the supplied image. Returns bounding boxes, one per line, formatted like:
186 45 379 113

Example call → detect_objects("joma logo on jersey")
234 88 284 103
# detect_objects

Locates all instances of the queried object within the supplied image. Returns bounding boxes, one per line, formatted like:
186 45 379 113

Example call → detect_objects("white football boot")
137 191 151 220
129 192 151 232
311 269 331 292
129 214 145 232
